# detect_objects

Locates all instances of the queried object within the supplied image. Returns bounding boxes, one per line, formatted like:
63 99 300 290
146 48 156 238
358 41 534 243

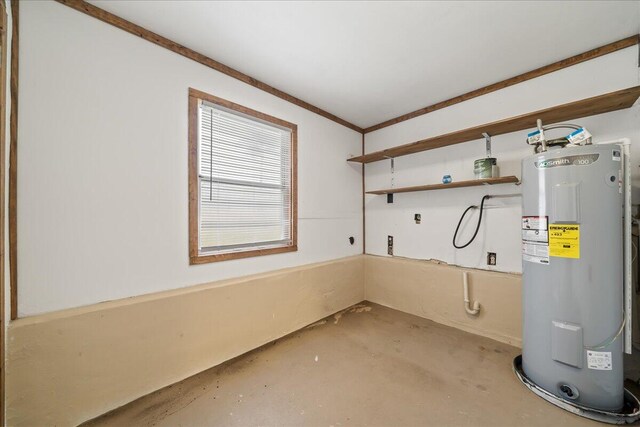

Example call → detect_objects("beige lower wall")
364 255 522 347
6 254 523 426
6 256 365 427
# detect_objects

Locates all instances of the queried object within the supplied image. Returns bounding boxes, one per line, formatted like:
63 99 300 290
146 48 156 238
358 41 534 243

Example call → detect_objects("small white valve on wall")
463 271 480 315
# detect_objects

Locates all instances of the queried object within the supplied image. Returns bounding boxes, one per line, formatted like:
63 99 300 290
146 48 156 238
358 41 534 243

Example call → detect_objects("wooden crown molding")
363 34 640 133
54 0 364 134
350 86 640 163
52 1 639 136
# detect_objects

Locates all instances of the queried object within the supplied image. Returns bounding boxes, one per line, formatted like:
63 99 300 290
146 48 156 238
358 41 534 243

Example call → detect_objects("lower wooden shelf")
366 176 520 195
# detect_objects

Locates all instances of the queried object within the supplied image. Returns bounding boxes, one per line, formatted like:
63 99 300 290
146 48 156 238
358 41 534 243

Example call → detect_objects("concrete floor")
85 302 598 427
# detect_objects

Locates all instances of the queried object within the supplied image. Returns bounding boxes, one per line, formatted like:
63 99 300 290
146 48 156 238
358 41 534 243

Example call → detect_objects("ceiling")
90 1 640 129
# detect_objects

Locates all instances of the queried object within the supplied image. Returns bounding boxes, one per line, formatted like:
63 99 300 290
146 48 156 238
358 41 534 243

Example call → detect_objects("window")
188 88 297 264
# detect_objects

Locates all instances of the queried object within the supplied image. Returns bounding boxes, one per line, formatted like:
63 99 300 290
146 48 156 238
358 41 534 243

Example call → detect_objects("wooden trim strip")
361 133 365 255
0 0 7 418
291 125 298 254
9 0 17 320
187 94 198 261
54 0 363 134
188 88 298 265
189 88 297 130
364 34 640 134
191 246 298 265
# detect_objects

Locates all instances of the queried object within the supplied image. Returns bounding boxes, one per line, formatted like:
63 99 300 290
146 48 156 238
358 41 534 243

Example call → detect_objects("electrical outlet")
414 213 421 224
487 252 497 266
387 235 394 256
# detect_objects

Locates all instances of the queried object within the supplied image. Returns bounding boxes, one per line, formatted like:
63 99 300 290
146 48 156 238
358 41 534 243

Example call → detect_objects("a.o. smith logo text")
535 154 599 169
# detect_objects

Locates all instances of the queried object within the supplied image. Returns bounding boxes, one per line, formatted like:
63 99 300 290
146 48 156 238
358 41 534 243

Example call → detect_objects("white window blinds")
198 101 293 254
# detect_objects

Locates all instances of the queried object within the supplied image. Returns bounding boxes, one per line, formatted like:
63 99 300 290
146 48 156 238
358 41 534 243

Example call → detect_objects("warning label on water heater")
522 216 549 265
549 224 580 259
587 350 612 370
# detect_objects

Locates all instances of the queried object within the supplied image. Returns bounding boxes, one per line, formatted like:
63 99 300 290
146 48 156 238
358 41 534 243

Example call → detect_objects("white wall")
17 1 363 316
365 47 640 273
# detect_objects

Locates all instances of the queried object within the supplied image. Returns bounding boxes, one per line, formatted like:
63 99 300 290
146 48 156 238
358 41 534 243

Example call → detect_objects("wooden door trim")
8 0 16 320
1 0 9 422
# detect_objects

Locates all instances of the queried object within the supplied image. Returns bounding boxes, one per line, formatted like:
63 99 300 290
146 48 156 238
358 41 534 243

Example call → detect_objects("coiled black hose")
453 195 491 249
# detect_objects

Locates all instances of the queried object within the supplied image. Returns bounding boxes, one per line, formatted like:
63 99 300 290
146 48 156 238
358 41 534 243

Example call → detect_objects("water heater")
521 143 625 410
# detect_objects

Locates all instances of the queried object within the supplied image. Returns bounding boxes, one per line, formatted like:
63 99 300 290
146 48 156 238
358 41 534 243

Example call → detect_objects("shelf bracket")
388 158 395 203
482 132 492 158
382 157 395 203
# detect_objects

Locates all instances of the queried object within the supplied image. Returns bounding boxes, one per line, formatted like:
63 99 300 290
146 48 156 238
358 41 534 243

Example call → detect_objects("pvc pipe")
596 138 632 354
463 271 480 315
537 119 547 152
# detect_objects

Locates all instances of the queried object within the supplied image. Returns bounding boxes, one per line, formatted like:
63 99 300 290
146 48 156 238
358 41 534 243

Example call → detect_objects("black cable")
453 195 491 249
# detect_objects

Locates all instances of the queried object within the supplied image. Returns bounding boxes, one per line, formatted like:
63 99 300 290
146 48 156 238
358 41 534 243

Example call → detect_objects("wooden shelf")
366 176 520 195
349 86 640 164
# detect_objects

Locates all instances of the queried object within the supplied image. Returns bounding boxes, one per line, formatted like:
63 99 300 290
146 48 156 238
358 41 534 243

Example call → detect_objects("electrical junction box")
487 252 496 265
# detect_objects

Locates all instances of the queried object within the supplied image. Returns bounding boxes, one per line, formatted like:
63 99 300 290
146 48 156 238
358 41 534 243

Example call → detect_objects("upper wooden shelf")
349 86 640 164
366 176 520 195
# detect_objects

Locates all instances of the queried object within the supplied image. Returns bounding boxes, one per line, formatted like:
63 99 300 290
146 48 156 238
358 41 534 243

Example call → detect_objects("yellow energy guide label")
549 224 580 259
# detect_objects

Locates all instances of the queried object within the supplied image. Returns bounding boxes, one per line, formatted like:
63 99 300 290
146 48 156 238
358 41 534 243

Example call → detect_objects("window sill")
190 245 297 265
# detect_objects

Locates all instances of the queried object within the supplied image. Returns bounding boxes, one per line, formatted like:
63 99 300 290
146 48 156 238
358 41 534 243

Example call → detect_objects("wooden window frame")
188 88 298 265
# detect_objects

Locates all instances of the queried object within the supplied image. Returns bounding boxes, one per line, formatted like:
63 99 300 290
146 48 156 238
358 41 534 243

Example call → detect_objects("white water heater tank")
521 143 624 410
